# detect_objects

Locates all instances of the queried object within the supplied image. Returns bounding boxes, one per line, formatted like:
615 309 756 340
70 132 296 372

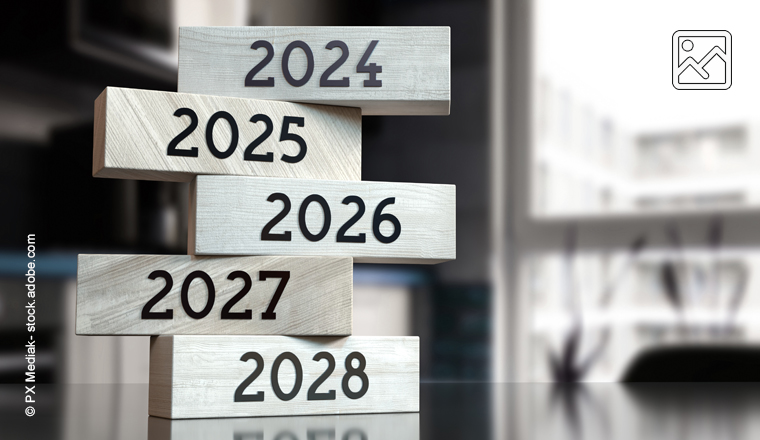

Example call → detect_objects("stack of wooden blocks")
77 26 453 426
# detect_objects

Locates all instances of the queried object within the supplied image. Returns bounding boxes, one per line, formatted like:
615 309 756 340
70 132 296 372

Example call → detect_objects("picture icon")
672 30 731 90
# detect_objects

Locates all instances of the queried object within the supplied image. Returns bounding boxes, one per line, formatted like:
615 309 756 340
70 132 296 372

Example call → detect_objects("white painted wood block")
178 26 450 115
189 176 456 264
93 87 361 182
76 255 352 336
149 335 419 419
147 412 419 440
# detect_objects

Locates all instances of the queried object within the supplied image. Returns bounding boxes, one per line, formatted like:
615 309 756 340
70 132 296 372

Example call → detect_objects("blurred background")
0 0 491 386
2 0 760 393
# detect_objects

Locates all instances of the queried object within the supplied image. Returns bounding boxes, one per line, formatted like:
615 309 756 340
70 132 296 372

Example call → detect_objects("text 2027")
246 40 382 88
141 270 289 321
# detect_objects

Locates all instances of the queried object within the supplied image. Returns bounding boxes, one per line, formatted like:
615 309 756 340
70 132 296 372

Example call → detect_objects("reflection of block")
149 335 419 419
148 412 420 440
93 87 361 182
189 175 456 264
76 255 352 336
178 27 450 116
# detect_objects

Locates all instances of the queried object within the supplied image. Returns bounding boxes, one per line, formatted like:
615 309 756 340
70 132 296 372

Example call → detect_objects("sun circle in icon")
681 39 694 51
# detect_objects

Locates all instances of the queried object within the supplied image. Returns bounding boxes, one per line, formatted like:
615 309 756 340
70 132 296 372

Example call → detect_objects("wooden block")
76 255 352 336
148 413 419 440
178 27 450 116
149 335 419 419
93 87 361 182
189 175 456 264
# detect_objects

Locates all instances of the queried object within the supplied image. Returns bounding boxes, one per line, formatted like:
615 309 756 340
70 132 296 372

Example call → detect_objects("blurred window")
527 0 760 381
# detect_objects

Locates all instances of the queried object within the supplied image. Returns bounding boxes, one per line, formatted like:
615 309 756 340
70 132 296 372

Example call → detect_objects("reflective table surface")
4 383 760 439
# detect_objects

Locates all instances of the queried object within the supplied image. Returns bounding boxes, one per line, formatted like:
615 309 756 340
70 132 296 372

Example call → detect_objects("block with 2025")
93 87 361 182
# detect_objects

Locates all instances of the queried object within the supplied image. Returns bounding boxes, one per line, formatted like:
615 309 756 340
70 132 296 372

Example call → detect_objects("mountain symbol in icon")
678 45 727 84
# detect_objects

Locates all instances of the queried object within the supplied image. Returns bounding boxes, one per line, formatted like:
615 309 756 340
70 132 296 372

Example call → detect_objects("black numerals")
167 108 200 157
260 271 290 320
343 430 368 440
235 352 265 402
243 114 274 162
221 271 253 320
180 270 215 319
244 40 382 88
235 430 367 440
261 193 292 241
262 194 400 244
320 41 350 87
372 197 401 243
166 111 306 164
234 351 368 403
282 41 315 87
342 352 369 399
234 433 263 440
357 40 382 87
279 117 307 163
245 40 275 87
299 195 331 242
206 111 239 159
309 431 334 440
336 196 366 243
142 270 174 319
141 270 287 321
307 352 336 401
271 352 303 401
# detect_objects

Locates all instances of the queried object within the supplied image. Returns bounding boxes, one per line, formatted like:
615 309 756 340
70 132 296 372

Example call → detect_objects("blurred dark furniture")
623 345 760 382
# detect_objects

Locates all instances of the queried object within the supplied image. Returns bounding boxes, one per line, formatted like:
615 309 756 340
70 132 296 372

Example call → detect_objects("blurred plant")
726 264 749 331
707 215 723 300
549 227 647 383
548 216 751 385
662 222 686 309
658 216 749 337
659 262 682 312
548 383 612 440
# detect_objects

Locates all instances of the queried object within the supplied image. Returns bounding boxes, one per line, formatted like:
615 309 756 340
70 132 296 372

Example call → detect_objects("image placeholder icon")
672 30 731 90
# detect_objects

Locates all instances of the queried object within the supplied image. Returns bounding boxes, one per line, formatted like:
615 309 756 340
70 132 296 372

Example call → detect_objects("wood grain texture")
148 335 419 419
76 254 352 335
148 413 419 440
149 335 174 418
93 87 361 182
178 26 450 116
189 175 456 264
